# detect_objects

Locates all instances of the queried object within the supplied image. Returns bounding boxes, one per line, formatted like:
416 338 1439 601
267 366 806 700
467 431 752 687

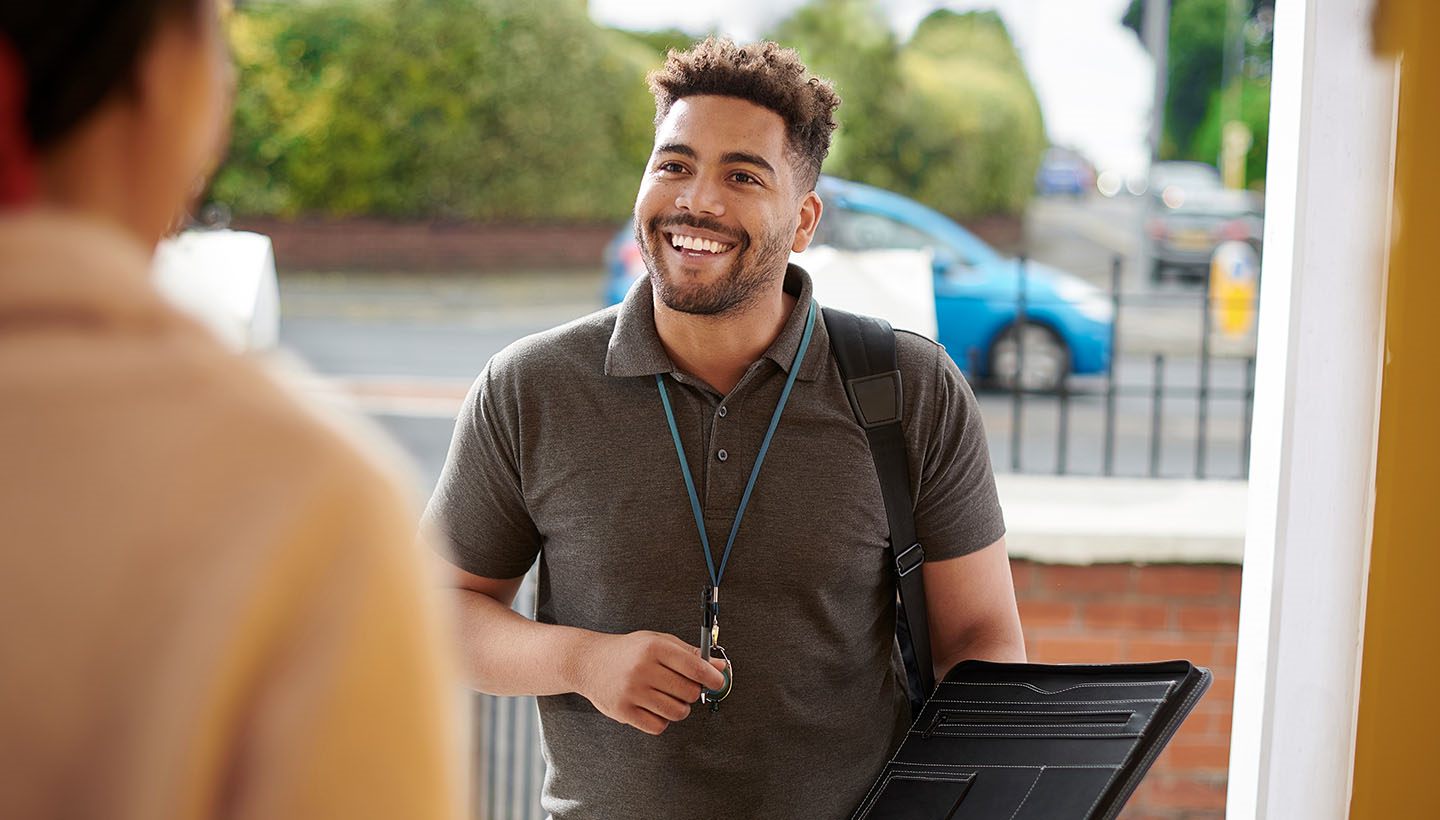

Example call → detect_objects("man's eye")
657 162 686 174
731 172 758 184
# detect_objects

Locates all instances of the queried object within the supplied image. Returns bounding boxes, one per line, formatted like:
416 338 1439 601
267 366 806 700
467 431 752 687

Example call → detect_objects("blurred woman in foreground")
0 3 461 818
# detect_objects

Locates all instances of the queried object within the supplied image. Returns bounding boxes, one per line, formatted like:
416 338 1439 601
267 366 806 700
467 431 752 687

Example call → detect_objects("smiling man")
426 39 1025 819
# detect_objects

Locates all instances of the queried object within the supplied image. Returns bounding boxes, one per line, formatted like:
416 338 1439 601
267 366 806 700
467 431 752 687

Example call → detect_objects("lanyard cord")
656 299 817 589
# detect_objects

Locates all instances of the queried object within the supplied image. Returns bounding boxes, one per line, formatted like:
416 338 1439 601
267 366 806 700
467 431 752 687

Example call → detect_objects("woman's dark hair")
0 0 202 150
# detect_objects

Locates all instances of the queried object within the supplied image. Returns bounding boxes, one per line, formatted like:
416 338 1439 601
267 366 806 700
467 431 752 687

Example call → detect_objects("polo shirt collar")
604 263 828 382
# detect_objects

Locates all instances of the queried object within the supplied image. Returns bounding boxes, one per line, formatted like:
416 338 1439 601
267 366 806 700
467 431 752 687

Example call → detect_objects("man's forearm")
452 588 597 697
934 627 1028 680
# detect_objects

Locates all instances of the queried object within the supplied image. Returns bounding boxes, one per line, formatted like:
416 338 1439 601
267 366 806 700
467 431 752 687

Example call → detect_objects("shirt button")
718 406 728 418
717 449 729 462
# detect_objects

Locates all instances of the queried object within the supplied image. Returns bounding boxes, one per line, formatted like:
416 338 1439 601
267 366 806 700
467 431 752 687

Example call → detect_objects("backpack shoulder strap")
822 306 935 712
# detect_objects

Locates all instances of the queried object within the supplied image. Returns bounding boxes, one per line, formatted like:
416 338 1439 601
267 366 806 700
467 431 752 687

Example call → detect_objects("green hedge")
214 0 1046 221
214 0 655 221
892 11 1046 218
772 5 1045 219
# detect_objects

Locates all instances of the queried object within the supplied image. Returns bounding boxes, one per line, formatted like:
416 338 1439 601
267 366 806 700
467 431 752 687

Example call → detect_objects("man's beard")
636 215 792 317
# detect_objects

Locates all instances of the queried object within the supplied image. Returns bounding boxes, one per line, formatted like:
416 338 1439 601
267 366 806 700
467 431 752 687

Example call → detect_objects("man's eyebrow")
722 151 777 174
654 144 777 175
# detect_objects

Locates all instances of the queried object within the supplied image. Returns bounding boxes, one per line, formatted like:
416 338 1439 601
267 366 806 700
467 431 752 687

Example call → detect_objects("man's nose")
675 176 726 218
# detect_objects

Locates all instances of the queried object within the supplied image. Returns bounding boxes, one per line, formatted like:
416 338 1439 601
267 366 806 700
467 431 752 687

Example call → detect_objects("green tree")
892 10 1046 217
612 27 707 56
768 0 906 192
1191 76 1270 187
213 0 656 221
212 2 367 213
769 4 1046 218
1124 0 1273 162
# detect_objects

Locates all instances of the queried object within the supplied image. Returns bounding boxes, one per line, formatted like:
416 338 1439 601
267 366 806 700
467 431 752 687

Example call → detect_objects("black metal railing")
986 254 1257 480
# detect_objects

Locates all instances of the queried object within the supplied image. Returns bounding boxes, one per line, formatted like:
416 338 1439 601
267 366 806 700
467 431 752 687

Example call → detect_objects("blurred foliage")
214 0 655 220
215 0 1045 221
892 11 1046 217
769 0 907 193
771 5 1045 218
1124 0 1274 176
614 27 708 56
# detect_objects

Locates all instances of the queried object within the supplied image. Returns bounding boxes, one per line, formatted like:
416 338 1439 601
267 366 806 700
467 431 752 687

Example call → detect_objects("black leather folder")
850 659 1212 820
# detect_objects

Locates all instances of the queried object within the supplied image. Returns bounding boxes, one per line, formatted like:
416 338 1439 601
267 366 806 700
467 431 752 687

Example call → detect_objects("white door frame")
1225 0 1398 817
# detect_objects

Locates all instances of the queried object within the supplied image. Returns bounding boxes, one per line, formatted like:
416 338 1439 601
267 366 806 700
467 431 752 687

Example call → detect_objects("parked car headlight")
1075 294 1114 323
1053 278 1115 324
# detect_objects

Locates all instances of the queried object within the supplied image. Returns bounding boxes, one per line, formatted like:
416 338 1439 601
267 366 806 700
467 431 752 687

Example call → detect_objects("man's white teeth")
669 233 732 254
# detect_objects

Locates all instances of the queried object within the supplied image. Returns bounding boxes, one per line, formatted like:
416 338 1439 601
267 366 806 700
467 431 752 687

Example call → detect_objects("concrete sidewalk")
996 473 1247 566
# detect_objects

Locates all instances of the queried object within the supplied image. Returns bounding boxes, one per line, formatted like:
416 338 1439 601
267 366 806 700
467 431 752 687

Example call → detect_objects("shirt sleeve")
908 339 1007 561
423 363 542 579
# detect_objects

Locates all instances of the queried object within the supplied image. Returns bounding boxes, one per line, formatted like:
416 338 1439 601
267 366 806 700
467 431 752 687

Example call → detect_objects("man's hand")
575 631 728 736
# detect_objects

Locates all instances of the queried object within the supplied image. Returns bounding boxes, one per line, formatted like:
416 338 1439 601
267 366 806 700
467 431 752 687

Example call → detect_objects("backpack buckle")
895 543 925 577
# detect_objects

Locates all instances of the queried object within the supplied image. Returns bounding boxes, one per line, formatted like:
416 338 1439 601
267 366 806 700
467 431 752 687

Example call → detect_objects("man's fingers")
658 639 727 689
626 705 672 736
644 689 693 723
652 664 705 705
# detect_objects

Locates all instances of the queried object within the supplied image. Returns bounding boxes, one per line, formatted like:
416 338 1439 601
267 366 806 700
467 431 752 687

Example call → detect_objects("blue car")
1035 161 1090 197
604 176 1113 391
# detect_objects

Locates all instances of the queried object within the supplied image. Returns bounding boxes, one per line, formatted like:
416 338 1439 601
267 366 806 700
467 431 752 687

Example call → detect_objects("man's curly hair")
647 38 841 192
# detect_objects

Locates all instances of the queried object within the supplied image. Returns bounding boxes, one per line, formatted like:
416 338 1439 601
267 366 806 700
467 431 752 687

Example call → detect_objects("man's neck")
654 284 799 397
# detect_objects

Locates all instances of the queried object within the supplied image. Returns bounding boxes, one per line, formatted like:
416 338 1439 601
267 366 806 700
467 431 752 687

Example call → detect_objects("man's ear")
791 189 823 253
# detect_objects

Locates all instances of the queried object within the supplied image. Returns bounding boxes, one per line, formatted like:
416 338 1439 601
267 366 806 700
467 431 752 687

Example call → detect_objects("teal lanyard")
655 300 817 589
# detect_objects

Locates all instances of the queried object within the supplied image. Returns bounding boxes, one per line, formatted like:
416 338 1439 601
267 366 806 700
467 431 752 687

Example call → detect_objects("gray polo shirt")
426 265 1004 820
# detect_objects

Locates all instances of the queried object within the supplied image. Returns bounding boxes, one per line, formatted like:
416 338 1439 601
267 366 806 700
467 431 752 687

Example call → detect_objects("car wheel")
989 322 1070 393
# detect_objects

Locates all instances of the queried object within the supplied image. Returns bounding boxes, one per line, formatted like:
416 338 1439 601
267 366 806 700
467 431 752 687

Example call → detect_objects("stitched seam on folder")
914 731 1143 739
942 681 1173 695
852 771 973 819
890 762 1120 771
926 698 1166 707
1006 769 1045 820
1085 679 1205 820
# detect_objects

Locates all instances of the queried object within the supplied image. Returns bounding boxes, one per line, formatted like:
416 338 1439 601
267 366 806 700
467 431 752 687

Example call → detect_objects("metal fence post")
504 697 517 816
1103 255 1122 476
484 695 497 820
1242 356 1256 479
1056 376 1070 475
522 699 536 819
1010 255 1028 472
1149 354 1165 478
1196 268 1214 478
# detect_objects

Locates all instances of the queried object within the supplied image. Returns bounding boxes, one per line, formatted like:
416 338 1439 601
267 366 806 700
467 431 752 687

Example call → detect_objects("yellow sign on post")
1221 120 1254 190
1209 240 1259 337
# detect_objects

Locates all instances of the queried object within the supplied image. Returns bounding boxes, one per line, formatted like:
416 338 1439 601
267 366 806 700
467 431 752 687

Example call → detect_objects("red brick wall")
232 218 619 273
231 215 1025 273
1011 559 1241 820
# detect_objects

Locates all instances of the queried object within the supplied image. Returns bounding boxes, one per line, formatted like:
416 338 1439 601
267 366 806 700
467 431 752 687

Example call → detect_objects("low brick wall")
232 214 1026 273
233 217 620 273
1011 559 1241 820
